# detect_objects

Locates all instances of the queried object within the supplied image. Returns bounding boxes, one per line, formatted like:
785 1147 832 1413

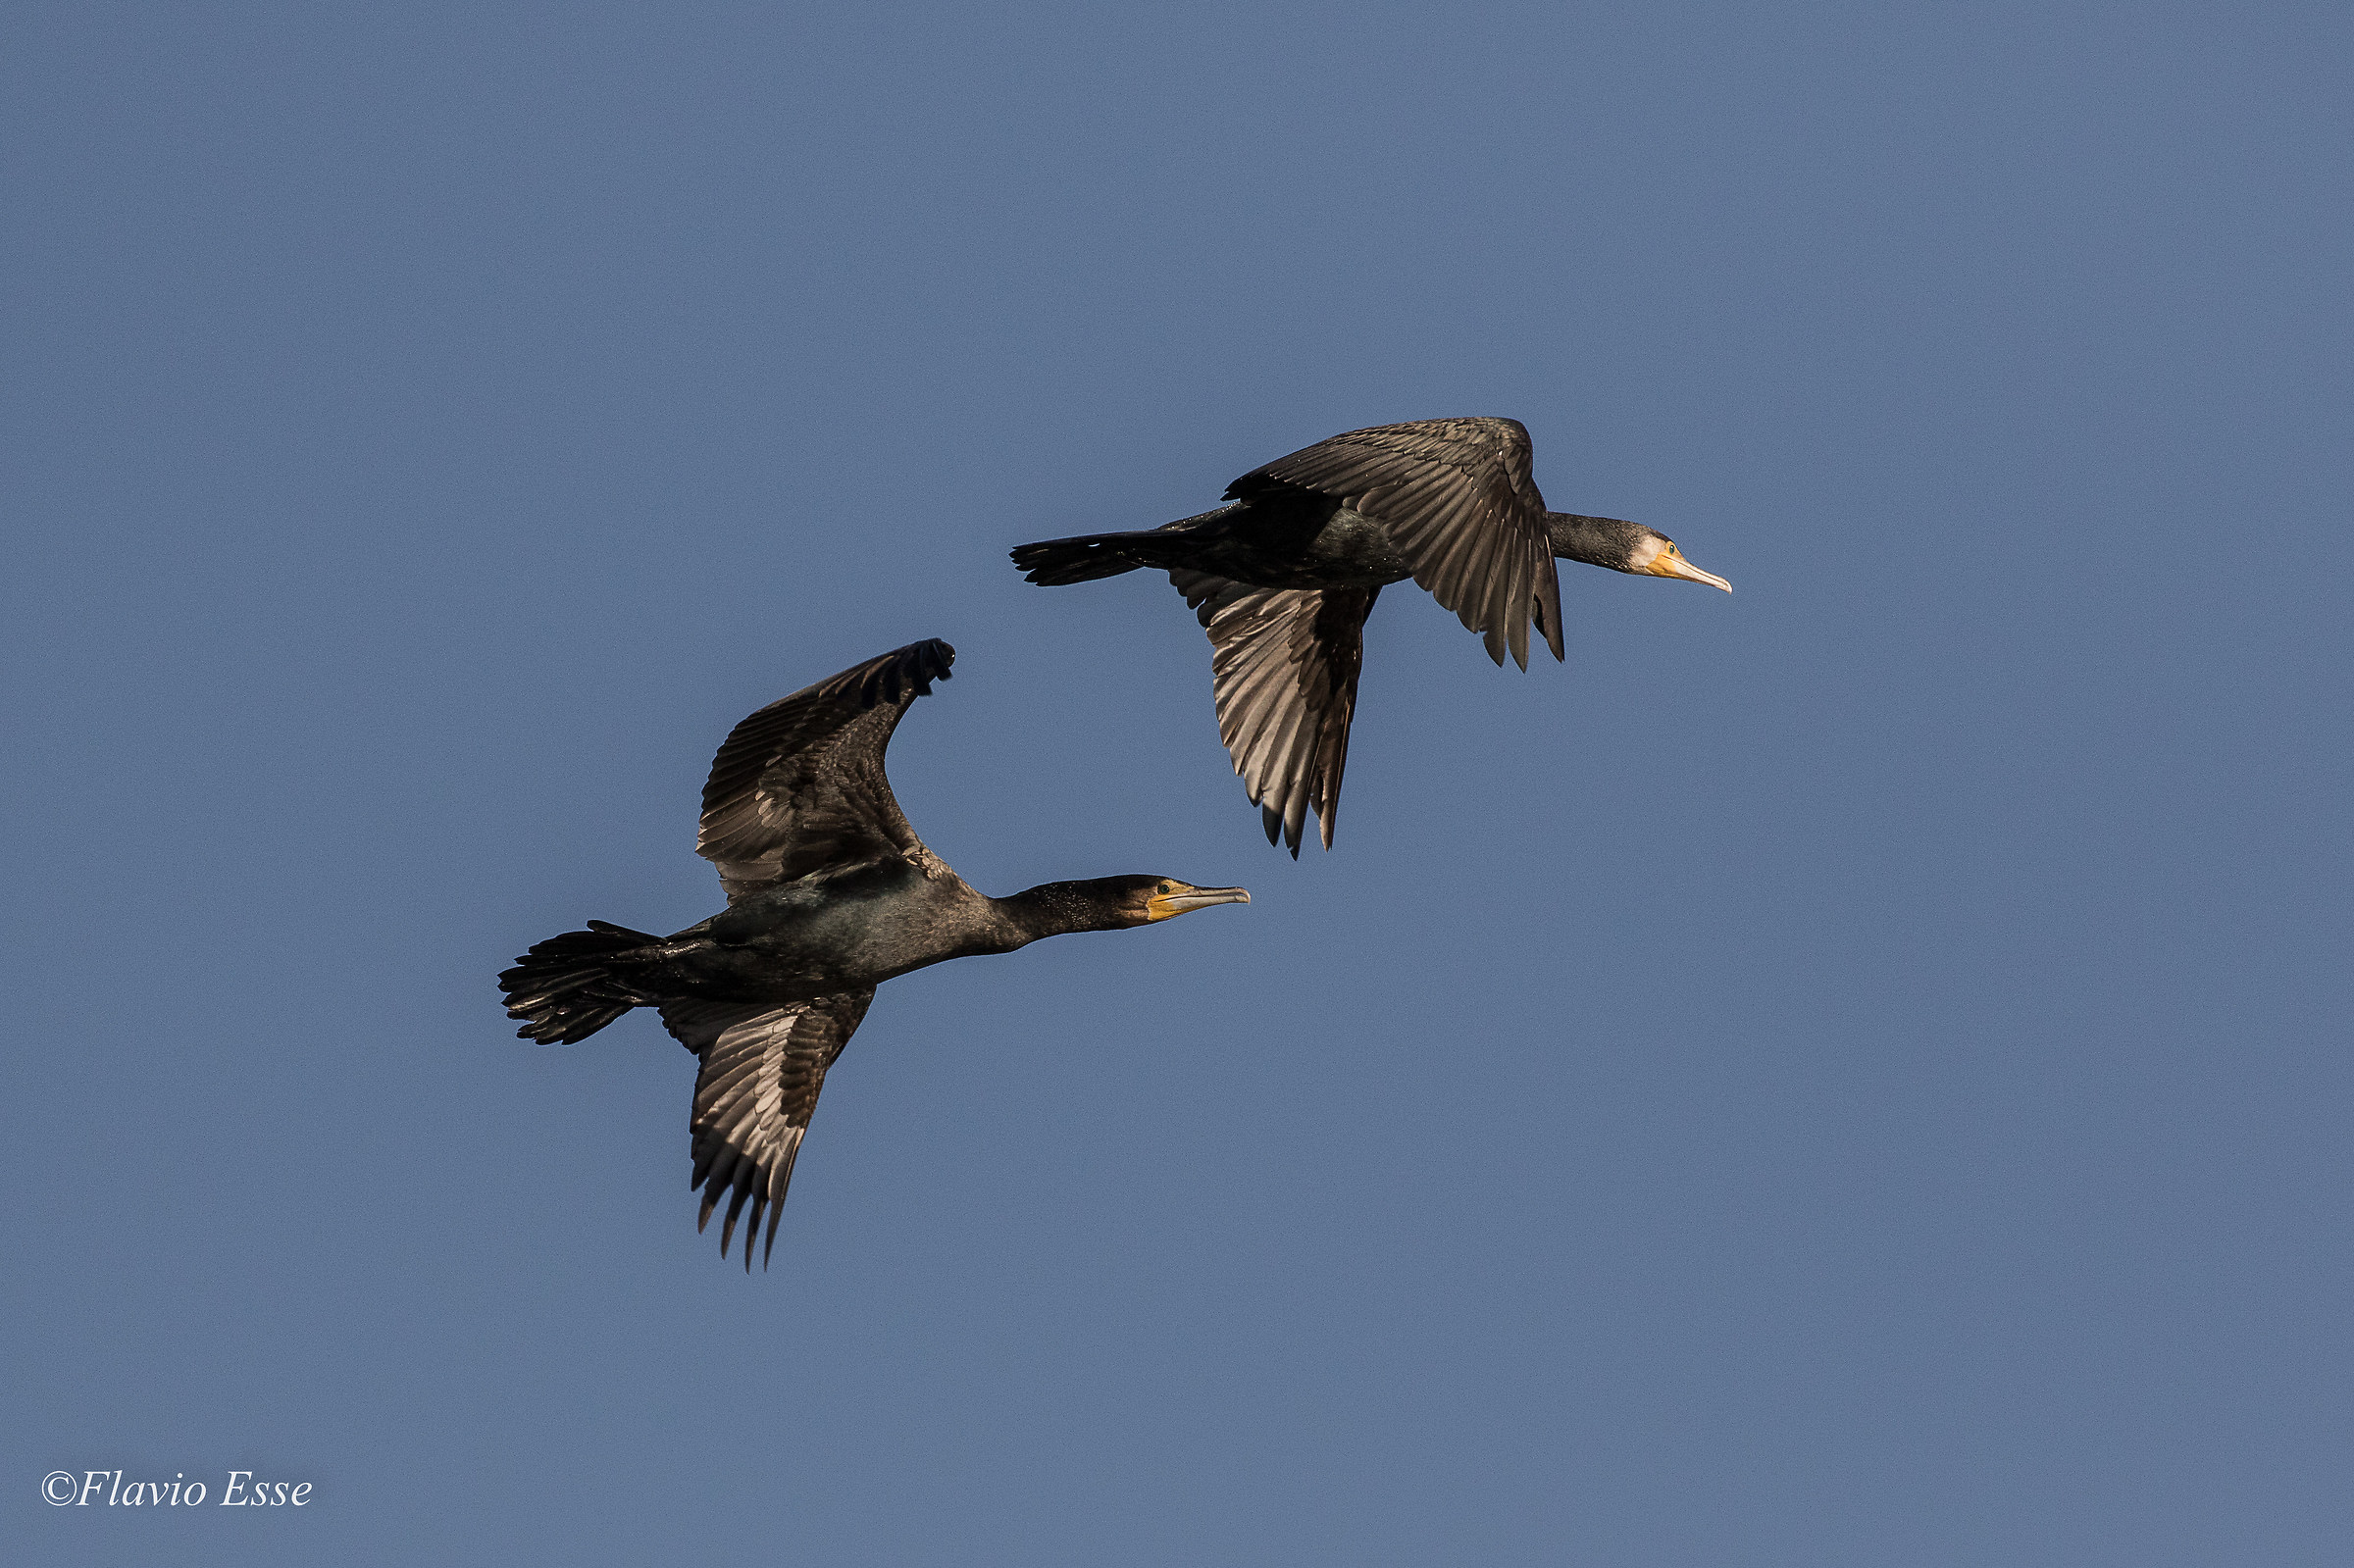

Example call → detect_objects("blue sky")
6 3 2349 1563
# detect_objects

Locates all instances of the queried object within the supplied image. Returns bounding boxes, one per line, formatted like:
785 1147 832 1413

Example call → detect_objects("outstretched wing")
1229 417 1564 671
659 992 876 1270
696 639 955 898
1172 570 1379 856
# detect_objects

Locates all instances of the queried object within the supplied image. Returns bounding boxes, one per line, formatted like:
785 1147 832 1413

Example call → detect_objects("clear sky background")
6 3 2348 1564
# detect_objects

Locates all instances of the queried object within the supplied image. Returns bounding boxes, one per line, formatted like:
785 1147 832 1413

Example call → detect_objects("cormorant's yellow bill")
1640 541 1732 591
1145 882 1252 920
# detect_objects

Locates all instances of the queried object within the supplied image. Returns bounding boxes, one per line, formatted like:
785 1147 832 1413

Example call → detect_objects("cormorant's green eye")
1156 882 1171 893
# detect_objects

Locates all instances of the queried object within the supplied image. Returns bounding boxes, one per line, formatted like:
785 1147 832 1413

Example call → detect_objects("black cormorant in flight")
499 639 1250 1268
1010 417 1730 853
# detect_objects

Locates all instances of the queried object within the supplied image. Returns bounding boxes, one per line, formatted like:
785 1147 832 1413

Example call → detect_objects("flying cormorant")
1010 417 1730 853
498 639 1250 1268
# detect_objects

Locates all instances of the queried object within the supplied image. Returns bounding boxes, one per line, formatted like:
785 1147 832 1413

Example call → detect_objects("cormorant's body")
587 862 1001 1005
1113 498 1413 591
1011 417 1730 853
498 639 1248 1268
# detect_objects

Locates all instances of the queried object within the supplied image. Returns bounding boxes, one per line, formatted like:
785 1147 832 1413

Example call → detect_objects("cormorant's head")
1552 515 1733 591
1627 530 1732 590
1004 876 1252 939
1105 876 1254 927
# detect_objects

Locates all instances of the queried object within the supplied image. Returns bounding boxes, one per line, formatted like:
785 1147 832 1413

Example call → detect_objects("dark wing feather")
1171 570 1378 856
660 992 875 1270
1229 417 1564 670
695 639 954 897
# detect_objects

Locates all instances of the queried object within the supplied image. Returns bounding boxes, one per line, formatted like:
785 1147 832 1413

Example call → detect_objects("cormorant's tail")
498 920 662 1044
1010 530 1198 586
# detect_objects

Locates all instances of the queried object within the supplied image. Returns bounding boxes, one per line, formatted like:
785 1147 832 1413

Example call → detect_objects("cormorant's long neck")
984 882 1123 949
1545 512 1621 567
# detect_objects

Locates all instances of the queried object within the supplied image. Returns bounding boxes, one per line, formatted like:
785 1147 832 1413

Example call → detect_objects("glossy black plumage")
1234 418 1565 669
1011 417 1728 853
498 640 1249 1268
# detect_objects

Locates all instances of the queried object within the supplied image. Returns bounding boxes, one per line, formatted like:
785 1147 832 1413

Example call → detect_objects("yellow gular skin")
1642 543 1733 591
1145 883 1253 921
